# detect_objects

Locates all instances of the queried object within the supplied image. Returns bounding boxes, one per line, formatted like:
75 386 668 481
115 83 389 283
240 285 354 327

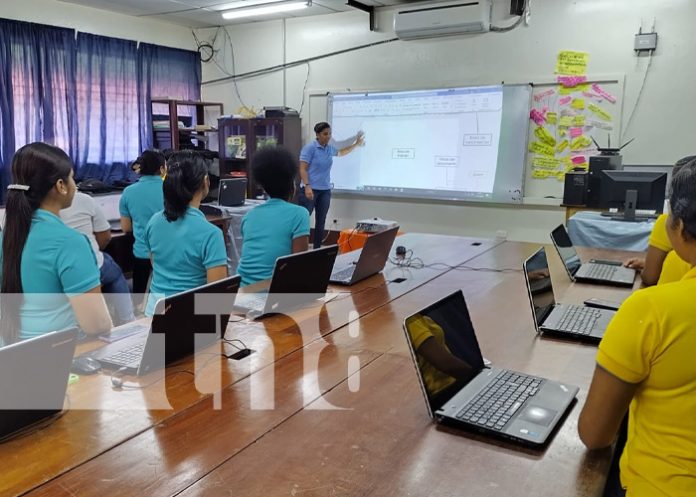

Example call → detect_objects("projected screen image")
328 85 531 204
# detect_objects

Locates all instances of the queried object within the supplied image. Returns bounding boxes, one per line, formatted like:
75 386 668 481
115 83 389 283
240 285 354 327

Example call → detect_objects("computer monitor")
599 170 667 221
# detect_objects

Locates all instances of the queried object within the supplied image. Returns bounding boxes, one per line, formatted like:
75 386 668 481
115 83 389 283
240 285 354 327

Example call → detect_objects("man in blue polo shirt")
298 122 364 249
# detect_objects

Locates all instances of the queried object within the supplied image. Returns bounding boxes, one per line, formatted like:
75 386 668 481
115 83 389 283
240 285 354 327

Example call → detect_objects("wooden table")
2 236 641 497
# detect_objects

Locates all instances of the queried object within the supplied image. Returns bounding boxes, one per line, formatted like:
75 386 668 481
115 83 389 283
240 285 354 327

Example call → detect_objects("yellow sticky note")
556 51 590 75
546 112 558 125
573 114 586 126
533 156 560 169
559 83 590 95
535 126 556 147
571 135 593 151
559 129 567 137
532 169 552 179
529 141 555 157
556 139 569 153
588 103 612 121
559 116 573 128
571 98 585 110
556 171 566 181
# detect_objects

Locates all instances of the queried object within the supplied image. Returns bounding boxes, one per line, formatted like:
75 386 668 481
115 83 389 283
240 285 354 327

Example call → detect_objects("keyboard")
556 306 602 335
100 342 146 368
455 371 542 431
99 323 148 343
584 263 617 280
331 267 354 281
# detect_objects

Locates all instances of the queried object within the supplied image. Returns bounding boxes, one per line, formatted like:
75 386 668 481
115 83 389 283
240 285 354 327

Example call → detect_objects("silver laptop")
550 224 636 287
403 290 578 447
0 329 78 440
218 178 247 207
235 245 339 318
523 247 615 342
330 227 398 285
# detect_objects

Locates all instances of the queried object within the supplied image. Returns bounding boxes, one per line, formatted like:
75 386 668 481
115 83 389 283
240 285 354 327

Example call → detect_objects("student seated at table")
119 149 165 298
61 191 135 325
143 151 228 316
623 156 696 286
579 166 696 497
237 146 310 286
0 143 112 345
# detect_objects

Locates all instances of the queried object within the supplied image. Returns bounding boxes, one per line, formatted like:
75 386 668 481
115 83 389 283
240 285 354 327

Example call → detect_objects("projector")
355 217 399 233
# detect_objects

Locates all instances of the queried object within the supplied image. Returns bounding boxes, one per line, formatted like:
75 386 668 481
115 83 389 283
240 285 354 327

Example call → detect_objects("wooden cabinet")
151 99 223 151
217 116 301 198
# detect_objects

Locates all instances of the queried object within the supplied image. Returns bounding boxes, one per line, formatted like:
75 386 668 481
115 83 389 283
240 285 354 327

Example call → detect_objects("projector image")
355 217 399 233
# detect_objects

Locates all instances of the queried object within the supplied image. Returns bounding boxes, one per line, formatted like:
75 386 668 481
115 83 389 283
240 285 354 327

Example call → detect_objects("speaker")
563 171 588 206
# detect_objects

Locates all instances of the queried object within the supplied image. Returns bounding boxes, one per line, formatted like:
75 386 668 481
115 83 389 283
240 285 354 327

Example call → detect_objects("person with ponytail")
0 143 112 345
578 166 696 497
119 149 166 298
143 151 228 316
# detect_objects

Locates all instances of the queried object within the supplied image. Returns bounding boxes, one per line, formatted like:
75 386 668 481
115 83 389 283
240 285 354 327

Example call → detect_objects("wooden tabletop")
4 236 642 497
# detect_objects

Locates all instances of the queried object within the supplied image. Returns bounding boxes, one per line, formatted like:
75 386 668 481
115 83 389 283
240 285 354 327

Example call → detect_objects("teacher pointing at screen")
299 122 365 249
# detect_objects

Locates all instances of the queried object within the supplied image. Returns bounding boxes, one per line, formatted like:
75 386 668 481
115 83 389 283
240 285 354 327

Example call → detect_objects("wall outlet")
331 218 340 228
495 230 508 240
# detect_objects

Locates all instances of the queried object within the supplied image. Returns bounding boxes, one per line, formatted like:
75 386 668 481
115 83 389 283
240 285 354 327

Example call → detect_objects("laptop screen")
403 290 485 414
550 225 582 277
522 247 556 329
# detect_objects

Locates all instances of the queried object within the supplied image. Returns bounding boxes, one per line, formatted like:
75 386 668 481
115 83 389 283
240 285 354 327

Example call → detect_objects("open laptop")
403 290 578 447
550 224 636 287
330 226 398 285
523 247 616 342
235 245 339 318
218 178 247 207
0 328 78 440
85 275 241 375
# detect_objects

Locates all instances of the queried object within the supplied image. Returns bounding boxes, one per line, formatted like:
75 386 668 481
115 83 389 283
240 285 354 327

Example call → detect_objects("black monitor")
599 170 667 221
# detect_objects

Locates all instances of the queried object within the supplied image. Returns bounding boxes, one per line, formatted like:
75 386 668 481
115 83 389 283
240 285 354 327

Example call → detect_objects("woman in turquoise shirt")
144 151 228 315
119 149 165 298
0 143 112 345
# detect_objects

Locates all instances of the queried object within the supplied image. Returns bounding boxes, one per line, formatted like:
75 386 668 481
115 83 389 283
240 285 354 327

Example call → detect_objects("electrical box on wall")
635 32 658 52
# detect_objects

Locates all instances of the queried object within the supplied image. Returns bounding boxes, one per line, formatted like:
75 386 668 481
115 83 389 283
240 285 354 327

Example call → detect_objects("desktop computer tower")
563 171 588 206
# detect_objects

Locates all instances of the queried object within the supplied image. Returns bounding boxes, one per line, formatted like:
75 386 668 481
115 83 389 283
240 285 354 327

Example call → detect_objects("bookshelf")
151 99 224 151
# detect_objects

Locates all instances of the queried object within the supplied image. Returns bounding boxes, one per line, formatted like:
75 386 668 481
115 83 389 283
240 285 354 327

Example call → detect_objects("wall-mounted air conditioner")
394 1 491 40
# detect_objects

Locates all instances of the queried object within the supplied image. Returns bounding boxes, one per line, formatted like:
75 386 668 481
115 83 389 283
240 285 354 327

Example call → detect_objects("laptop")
550 224 636 287
523 247 616 342
235 245 339 318
218 178 247 207
403 290 578 447
330 226 398 285
85 275 241 375
0 328 78 440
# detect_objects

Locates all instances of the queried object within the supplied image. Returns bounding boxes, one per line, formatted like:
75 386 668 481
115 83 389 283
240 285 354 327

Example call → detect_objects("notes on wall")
527 50 618 183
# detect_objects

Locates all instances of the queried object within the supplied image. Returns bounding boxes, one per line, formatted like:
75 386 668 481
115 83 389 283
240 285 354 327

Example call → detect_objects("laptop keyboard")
556 306 602 335
331 267 354 281
101 342 145 368
455 371 542 431
584 264 617 280
99 323 148 343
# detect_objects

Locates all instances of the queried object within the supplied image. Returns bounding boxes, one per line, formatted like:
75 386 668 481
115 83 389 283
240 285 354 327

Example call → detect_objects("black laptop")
523 247 616 342
85 276 241 375
330 227 398 285
218 178 247 207
403 290 578 447
235 245 339 318
550 224 636 287
0 329 78 440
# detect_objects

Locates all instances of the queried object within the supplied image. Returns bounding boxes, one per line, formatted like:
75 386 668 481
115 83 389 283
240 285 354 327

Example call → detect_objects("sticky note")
588 103 612 121
559 96 572 106
557 75 587 88
556 171 566 181
591 83 617 104
587 119 613 130
559 83 590 95
556 139 569 153
533 156 560 169
530 108 546 126
571 136 592 150
572 155 586 165
559 116 573 127
559 129 567 137
546 112 558 125
529 141 555 157
571 98 585 110
573 114 586 126
569 127 583 138
532 169 553 179
534 89 555 102
556 50 590 75
535 126 556 147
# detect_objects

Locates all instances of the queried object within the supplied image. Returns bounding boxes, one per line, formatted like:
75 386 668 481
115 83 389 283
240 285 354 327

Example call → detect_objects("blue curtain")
0 20 76 197
137 43 201 151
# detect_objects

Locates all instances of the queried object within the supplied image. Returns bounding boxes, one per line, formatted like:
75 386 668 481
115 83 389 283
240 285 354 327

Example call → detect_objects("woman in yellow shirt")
579 166 696 497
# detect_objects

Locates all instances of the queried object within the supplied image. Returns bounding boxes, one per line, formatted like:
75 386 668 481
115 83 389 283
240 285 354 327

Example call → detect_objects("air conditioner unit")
394 1 491 40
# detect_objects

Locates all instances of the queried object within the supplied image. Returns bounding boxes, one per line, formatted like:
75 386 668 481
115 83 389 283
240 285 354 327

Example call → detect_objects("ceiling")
58 0 420 27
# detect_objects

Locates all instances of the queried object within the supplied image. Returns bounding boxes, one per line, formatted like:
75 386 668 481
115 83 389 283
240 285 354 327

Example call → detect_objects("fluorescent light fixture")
210 0 282 11
221 1 308 19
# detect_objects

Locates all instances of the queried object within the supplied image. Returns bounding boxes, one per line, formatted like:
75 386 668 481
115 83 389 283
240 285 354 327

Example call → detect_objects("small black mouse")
71 356 102 375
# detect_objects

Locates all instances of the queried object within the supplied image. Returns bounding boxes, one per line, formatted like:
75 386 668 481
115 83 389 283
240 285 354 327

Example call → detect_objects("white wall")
1 0 195 49
195 0 695 242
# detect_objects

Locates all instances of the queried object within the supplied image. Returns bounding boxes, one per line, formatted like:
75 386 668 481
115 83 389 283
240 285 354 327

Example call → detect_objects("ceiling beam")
346 0 375 31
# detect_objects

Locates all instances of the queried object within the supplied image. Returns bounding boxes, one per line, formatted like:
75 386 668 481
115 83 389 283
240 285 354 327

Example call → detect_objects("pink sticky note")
559 96 572 106
592 84 617 104
557 75 587 88
530 109 546 126
582 91 603 100
572 156 586 165
570 127 583 138
534 88 556 102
